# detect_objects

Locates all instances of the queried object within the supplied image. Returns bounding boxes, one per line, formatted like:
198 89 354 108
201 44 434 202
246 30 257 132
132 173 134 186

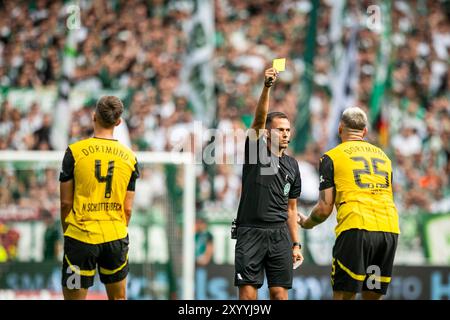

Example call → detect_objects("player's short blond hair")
341 107 368 130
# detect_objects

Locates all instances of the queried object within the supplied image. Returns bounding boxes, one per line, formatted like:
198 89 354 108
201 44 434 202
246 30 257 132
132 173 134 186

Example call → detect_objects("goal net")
0 150 196 300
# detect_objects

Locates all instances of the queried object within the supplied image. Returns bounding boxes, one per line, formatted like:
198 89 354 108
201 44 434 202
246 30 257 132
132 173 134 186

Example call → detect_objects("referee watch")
292 242 301 249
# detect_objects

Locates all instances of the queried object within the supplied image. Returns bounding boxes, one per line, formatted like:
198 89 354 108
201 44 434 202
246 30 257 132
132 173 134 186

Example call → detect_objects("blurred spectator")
42 209 62 261
134 166 166 211
0 223 8 263
297 144 320 205
195 216 214 266
0 223 20 262
392 125 423 157
33 113 53 150
213 165 241 208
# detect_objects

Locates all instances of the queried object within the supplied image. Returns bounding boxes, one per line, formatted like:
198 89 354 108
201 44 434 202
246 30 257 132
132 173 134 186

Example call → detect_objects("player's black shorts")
234 224 293 289
331 229 398 295
61 235 129 289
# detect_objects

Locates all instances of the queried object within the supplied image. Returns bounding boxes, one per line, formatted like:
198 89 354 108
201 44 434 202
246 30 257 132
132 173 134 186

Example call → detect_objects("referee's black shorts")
331 229 398 295
61 235 129 289
234 224 293 289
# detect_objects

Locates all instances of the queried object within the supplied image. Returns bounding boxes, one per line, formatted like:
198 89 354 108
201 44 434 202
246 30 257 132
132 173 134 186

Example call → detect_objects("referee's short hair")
341 107 368 131
95 96 124 128
265 111 289 129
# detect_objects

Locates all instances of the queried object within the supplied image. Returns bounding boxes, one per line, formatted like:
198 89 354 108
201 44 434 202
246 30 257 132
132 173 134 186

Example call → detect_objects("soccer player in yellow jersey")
59 96 139 300
298 107 399 300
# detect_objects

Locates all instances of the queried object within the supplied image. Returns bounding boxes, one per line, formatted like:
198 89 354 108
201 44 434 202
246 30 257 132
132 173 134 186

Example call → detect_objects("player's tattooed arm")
319 188 336 206
300 187 335 229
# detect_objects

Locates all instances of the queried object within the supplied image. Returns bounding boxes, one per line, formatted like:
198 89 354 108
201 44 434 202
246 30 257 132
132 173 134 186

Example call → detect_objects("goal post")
0 150 196 300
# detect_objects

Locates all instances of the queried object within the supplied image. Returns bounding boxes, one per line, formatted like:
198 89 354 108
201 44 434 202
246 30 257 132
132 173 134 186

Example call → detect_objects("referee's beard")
267 137 289 156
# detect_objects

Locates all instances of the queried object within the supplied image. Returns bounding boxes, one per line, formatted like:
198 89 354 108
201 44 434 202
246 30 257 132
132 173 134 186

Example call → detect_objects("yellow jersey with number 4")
60 137 139 244
322 140 399 237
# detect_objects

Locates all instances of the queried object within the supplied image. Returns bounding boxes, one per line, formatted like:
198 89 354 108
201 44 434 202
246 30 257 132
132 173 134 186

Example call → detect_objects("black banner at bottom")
0 300 449 319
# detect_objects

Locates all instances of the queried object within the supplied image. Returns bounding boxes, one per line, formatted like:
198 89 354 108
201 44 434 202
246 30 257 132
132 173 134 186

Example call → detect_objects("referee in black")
234 67 303 300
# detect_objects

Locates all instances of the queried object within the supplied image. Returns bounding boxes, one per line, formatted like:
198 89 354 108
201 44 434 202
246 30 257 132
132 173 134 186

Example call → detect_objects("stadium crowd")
0 0 449 262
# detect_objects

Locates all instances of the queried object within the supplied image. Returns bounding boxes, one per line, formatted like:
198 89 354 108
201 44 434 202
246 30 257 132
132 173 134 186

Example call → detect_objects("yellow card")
272 58 286 72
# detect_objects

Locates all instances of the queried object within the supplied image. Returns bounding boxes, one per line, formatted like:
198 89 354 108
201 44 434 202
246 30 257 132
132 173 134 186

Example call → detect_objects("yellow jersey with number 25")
321 140 400 237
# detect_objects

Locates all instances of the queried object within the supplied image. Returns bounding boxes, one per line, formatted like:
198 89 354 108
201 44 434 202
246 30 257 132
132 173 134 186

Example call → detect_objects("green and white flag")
369 0 392 125
179 0 216 126
294 0 319 153
327 23 359 149
63 1 80 77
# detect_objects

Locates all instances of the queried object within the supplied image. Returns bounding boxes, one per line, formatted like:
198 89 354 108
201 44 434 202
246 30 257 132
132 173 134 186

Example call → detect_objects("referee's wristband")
292 242 301 249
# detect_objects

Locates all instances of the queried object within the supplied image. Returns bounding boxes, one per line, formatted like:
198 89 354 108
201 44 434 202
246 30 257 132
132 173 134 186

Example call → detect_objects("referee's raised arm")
249 67 279 140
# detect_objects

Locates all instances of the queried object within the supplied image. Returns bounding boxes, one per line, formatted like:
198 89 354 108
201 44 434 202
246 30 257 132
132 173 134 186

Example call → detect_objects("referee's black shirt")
236 136 301 227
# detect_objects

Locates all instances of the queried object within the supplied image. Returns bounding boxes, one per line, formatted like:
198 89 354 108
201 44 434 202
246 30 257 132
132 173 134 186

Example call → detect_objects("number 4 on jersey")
95 160 115 198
